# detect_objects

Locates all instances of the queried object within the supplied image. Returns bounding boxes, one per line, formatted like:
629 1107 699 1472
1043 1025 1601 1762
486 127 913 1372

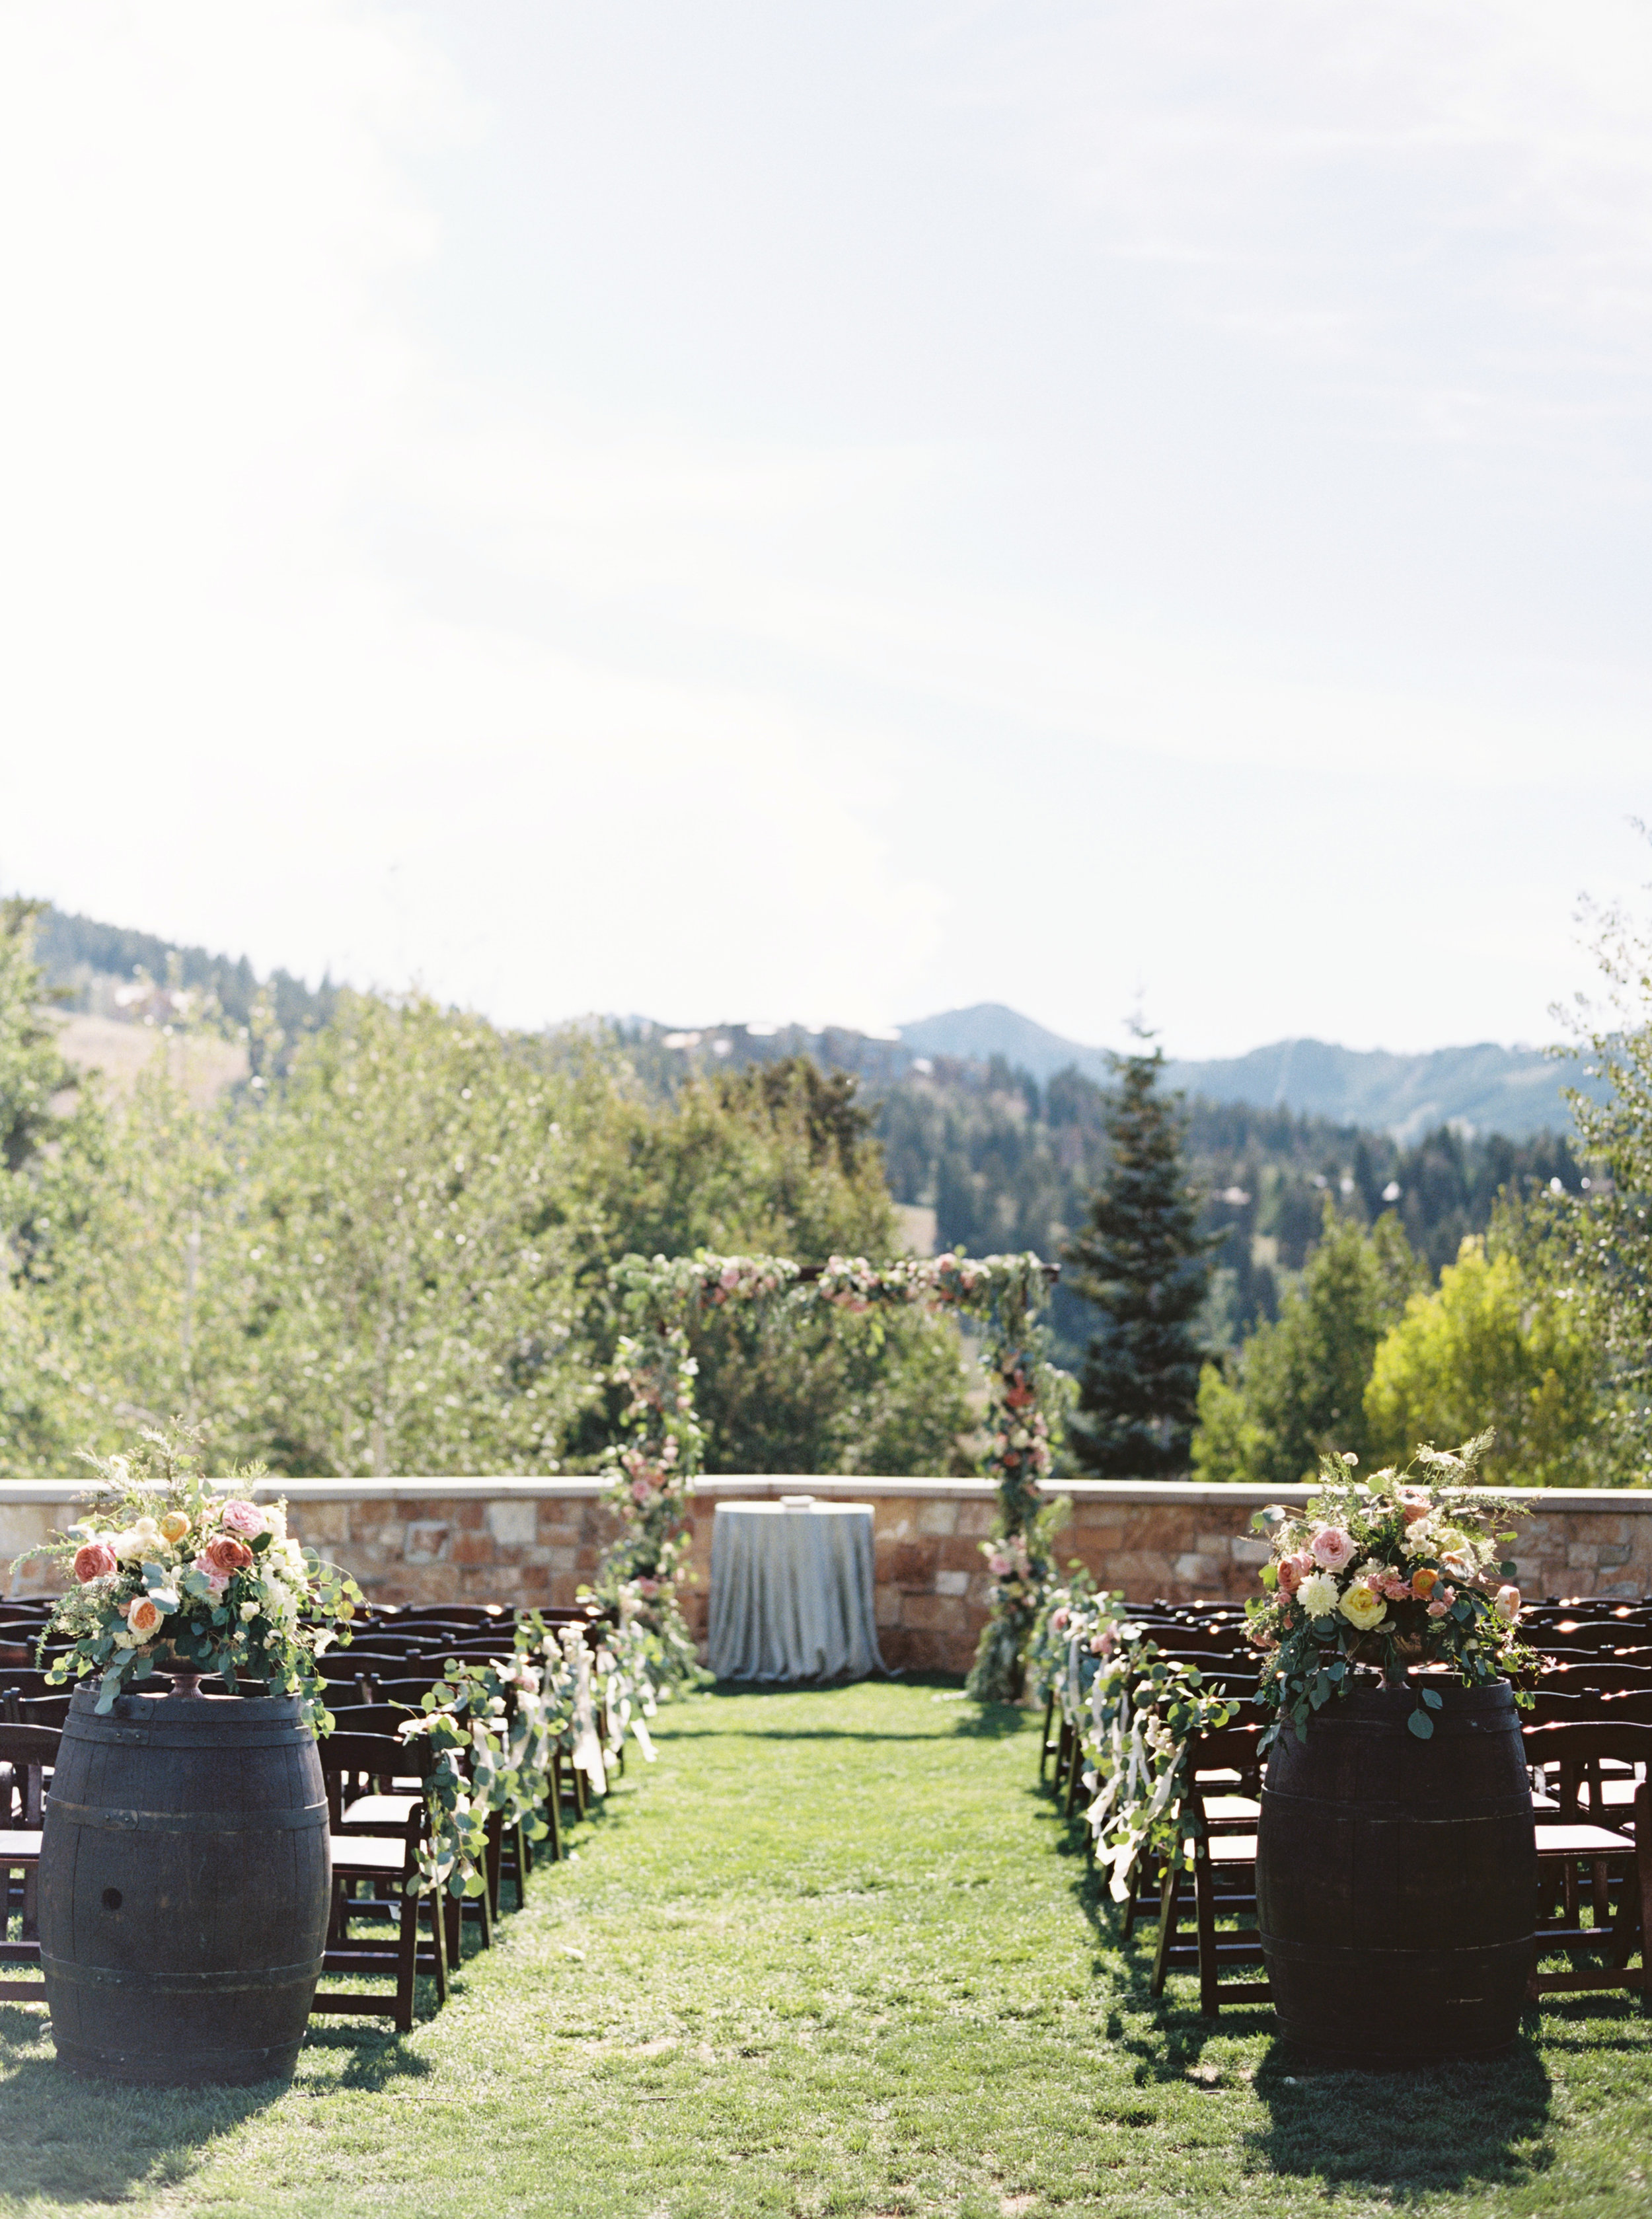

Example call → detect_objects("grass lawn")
3 1678 1651 2218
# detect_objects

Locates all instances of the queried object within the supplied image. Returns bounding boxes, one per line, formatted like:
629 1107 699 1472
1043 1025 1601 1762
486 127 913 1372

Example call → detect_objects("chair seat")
340 1793 422 1830
1207 1834 1258 1863
1534 1822 1636 1856
330 1834 414 1875
1204 1795 1261 1823
0 1830 42 1860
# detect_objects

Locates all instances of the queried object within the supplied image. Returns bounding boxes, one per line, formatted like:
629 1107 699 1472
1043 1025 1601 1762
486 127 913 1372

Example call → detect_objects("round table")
707 1500 885 1682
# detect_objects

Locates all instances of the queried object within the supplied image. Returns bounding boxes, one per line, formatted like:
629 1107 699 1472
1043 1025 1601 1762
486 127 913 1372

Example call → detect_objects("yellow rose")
1339 1581 1388 1632
159 1511 192 1545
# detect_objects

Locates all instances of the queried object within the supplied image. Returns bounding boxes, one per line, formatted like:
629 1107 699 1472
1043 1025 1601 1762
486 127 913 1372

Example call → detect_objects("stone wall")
6 1476 1652 1674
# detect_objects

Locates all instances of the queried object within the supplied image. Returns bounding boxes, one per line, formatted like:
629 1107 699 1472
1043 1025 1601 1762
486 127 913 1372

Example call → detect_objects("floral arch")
587 1250 1072 1701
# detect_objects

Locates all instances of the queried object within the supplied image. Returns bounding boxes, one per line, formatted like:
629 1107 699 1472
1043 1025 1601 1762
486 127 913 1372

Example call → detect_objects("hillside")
900 1004 1602 1143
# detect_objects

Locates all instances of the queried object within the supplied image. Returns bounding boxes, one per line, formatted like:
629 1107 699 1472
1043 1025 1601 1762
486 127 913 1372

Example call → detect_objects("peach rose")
219 1499 265 1538
203 1535 253 1575
1277 1550 1314 1597
1495 1584 1521 1622
126 1595 165 1639
73 1540 118 1583
159 1511 192 1545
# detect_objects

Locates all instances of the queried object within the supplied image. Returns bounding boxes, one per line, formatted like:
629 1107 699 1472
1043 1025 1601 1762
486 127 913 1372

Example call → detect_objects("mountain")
897 1005 1601 1142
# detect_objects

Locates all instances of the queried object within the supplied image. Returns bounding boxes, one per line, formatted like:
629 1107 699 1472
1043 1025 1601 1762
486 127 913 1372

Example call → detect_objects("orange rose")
1410 1567 1439 1599
204 1535 253 1575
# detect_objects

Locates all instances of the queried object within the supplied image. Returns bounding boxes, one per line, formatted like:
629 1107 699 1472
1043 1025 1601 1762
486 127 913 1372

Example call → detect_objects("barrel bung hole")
101 1887 122 1912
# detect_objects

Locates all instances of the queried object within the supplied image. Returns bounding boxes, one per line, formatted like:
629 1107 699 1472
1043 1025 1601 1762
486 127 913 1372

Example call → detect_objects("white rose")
1296 1572 1341 1619
240 1601 260 1622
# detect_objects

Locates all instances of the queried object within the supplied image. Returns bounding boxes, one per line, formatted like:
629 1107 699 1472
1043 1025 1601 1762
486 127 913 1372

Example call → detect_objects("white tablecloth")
708 1501 885 1682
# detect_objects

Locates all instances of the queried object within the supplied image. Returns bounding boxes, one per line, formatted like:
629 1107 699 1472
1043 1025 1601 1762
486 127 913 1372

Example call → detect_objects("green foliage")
0 921 970 1479
1065 1037 1212 1476
1192 1205 1423 1485
870 1050 1583 1364
0 899 75 1175
1364 1233 1604 1487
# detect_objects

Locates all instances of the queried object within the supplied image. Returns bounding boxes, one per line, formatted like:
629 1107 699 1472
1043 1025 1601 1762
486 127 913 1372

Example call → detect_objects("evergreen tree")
1065 1032 1213 1475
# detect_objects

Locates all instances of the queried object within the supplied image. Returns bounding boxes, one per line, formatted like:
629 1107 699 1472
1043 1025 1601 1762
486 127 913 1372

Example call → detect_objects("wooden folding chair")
1150 1723 1269 2017
1523 1721 1652 2002
315 1731 450 2035
0 1723 58 2003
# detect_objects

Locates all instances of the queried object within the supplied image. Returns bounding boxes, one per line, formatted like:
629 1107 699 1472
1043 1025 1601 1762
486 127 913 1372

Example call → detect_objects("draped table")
707 1499 885 1682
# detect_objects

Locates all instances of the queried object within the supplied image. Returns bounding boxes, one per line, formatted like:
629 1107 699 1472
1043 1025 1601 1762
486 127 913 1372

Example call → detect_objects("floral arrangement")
1246 1434 1535 1744
20 1427 361 1726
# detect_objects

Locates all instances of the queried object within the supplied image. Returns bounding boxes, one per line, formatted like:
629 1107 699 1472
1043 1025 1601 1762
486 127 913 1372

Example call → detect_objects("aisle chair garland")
1028 1585 1241 1902
589 1248 1073 1702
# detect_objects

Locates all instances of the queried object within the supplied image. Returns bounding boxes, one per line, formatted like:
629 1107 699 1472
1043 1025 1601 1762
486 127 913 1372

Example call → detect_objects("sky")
1 0 1649 1059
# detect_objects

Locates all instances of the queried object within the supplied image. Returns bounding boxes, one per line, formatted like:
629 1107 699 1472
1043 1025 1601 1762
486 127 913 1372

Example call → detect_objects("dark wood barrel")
38 1684 330 2085
1256 1680 1536 2068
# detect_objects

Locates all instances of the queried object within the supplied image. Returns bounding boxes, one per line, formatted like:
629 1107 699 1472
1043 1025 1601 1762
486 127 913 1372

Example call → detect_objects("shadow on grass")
0 2004 288 2205
1038 1784 1557 2199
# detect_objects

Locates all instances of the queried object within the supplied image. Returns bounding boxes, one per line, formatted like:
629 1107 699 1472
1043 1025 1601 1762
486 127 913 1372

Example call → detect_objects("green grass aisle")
3 1681 1652 2216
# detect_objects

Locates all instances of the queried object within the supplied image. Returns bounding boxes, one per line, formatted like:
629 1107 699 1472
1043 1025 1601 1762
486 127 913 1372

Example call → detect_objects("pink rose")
1376 1572 1413 1601
636 1577 660 1599
1050 1607 1069 1632
193 1554 229 1597
630 1478 654 1505
1277 1550 1314 1597
1427 1582 1457 1619
1311 1528 1357 1572
987 1553 1012 1577
1397 1489 1431 1525
73 1541 118 1583
203 1535 252 1575
219 1499 265 1538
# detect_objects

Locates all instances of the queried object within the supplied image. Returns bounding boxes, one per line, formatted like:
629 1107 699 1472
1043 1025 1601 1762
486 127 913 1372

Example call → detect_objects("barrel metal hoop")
45 1799 329 1835
42 1953 325 1994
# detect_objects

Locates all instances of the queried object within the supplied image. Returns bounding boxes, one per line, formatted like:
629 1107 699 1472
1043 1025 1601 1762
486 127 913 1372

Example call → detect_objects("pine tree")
1065 1032 1212 1475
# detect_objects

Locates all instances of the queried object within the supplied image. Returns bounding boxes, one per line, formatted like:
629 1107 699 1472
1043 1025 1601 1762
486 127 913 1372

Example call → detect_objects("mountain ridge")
897 1004 1598 1143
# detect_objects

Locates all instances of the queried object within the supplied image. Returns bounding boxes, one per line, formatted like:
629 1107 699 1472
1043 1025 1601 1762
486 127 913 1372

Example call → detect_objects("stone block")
1567 1543 1603 1569
288 1500 348 1544
1598 1544 1632 1567
1174 1552 1221 1585
956 1499 996 1536
872 1502 914 1538
916 1500 959 1538
403 1521 450 1564
546 1546 579 1574
453 1501 486 1529
940 1536 985 1575
874 1583 902 1628
1230 1536 1272 1566
451 1532 494 1568
902 1591 967 1632
883 1542 931 1590
486 1499 538 1546
935 1569 970 1598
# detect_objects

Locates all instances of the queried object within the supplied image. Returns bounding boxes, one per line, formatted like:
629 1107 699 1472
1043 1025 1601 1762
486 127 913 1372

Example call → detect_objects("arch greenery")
585 1249 1073 1701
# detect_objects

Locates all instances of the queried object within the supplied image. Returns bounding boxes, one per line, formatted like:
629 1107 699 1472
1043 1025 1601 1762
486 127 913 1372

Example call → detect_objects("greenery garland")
1030 1585 1240 1902
590 1248 1071 1700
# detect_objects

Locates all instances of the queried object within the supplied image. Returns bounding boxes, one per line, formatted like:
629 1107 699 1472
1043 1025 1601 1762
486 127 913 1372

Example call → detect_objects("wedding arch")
587 1249 1071 1700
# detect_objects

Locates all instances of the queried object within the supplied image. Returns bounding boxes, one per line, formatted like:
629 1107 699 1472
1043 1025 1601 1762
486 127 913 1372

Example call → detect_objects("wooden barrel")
38 1684 330 2085
1256 1680 1536 2068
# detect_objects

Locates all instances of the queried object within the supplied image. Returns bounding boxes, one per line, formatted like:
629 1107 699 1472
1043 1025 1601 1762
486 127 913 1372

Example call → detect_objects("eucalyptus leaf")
1407 1709 1435 1739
